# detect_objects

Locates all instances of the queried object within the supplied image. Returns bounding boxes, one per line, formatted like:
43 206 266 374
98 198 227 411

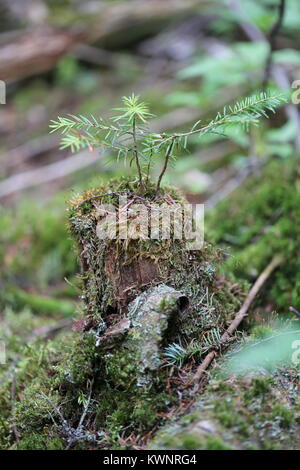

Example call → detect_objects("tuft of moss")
204 436 232 450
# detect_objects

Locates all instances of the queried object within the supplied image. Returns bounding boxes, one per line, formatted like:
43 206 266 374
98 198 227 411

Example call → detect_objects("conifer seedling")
50 92 286 193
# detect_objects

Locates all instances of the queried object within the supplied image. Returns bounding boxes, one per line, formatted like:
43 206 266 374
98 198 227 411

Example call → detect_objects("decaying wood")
192 255 283 392
289 306 300 320
205 157 267 210
27 317 73 342
105 248 160 309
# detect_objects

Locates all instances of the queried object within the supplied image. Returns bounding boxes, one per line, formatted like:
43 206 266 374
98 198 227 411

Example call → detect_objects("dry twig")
192 255 283 392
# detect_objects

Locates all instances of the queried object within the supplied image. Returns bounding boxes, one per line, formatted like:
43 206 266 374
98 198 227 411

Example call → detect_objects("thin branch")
132 116 143 187
77 380 93 430
38 379 95 451
227 0 300 151
263 0 286 89
156 93 283 148
27 317 73 342
38 393 69 426
2 135 57 171
77 190 129 208
65 379 94 450
205 156 268 210
192 255 283 392
156 139 175 193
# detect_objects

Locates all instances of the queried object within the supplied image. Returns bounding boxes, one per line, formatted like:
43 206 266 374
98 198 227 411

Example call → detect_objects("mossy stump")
69 178 235 331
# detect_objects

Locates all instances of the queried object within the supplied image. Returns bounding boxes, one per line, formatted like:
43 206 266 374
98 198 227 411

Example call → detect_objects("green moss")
207 159 300 313
161 436 178 447
204 436 232 450
16 435 64 450
213 399 244 428
5 287 75 317
251 325 274 339
151 366 300 450
271 404 293 429
243 377 271 401
180 411 201 426
180 435 202 450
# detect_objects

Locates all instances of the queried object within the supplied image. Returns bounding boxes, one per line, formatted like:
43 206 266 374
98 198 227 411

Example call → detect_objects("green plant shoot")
50 92 286 192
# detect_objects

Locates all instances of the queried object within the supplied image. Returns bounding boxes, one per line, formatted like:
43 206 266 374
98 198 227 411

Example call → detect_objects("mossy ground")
150 359 300 450
149 157 300 450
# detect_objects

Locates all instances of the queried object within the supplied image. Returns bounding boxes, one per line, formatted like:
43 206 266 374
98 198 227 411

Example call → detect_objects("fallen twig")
192 255 283 392
0 0 198 82
27 317 74 342
38 379 97 451
205 164 254 210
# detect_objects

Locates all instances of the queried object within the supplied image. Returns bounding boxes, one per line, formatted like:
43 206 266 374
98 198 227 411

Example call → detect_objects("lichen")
207 158 300 313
